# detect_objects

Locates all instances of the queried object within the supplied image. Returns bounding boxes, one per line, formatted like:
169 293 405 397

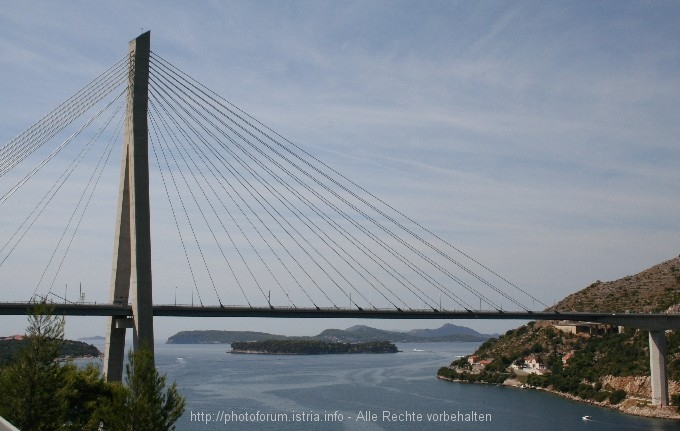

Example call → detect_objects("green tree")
97 344 185 431
0 302 68 430
609 389 627 405
62 363 118 430
671 393 680 412
0 304 185 430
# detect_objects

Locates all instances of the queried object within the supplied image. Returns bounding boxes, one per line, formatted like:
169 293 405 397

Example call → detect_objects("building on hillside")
467 355 492 369
552 321 619 336
562 352 574 367
524 356 546 371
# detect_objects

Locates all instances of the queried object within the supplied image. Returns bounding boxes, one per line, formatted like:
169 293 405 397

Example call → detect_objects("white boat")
412 348 424 352
582 415 592 421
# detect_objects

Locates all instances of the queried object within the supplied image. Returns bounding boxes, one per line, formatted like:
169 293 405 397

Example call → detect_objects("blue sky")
1 1 679 339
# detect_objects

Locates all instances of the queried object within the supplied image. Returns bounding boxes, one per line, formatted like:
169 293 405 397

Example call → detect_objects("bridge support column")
103 31 153 381
649 330 669 406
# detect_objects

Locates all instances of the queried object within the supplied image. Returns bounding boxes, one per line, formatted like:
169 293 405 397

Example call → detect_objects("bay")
141 341 678 431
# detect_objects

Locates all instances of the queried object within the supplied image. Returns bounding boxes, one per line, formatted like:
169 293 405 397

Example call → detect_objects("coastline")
229 339 399 355
230 349 399 355
437 375 680 420
231 350 305 355
58 353 103 361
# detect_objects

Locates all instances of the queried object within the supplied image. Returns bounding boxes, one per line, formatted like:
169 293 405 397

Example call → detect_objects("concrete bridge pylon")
103 31 154 382
649 330 669 407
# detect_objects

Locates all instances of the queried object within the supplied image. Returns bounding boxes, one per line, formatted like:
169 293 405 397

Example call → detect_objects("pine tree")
0 301 68 430
96 344 185 431
62 362 118 430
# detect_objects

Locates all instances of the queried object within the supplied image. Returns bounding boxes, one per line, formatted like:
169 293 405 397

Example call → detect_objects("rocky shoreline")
437 375 680 420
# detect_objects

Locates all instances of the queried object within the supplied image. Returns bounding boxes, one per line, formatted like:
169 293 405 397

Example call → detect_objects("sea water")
134 342 678 431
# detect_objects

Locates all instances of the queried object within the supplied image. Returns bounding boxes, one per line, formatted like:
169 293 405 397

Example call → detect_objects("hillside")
438 255 680 418
438 322 680 399
167 323 494 344
550 255 680 313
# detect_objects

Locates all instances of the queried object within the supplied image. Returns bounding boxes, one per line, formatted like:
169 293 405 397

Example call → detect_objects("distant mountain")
407 323 496 339
167 324 494 344
317 324 494 342
314 326 413 343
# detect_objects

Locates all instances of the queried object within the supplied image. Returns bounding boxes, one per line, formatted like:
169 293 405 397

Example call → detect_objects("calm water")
124 342 680 431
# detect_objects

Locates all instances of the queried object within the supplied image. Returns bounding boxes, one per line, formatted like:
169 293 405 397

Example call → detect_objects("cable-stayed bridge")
0 32 675 405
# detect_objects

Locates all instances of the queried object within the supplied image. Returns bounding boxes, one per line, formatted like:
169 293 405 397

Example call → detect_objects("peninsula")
230 339 398 355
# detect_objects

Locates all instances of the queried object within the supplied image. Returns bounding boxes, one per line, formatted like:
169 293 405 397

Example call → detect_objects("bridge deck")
1 302 678 330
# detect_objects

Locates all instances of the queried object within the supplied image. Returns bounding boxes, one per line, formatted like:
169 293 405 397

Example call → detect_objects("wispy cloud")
0 1 679 337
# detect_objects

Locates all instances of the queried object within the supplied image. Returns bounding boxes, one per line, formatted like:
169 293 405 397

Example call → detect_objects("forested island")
0 337 101 366
230 339 399 355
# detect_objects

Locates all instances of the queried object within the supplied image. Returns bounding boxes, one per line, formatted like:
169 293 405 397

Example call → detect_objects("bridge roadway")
1 300 676 405
1 302 679 330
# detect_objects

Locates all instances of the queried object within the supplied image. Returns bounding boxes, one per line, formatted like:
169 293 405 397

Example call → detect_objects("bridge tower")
103 31 154 381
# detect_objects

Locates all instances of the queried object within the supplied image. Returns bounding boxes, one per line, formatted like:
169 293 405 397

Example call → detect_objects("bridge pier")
649 330 669 406
103 31 154 381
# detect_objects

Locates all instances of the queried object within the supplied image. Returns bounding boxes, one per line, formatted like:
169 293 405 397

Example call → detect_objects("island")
0 337 101 366
167 323 495 344
230 339 399 355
